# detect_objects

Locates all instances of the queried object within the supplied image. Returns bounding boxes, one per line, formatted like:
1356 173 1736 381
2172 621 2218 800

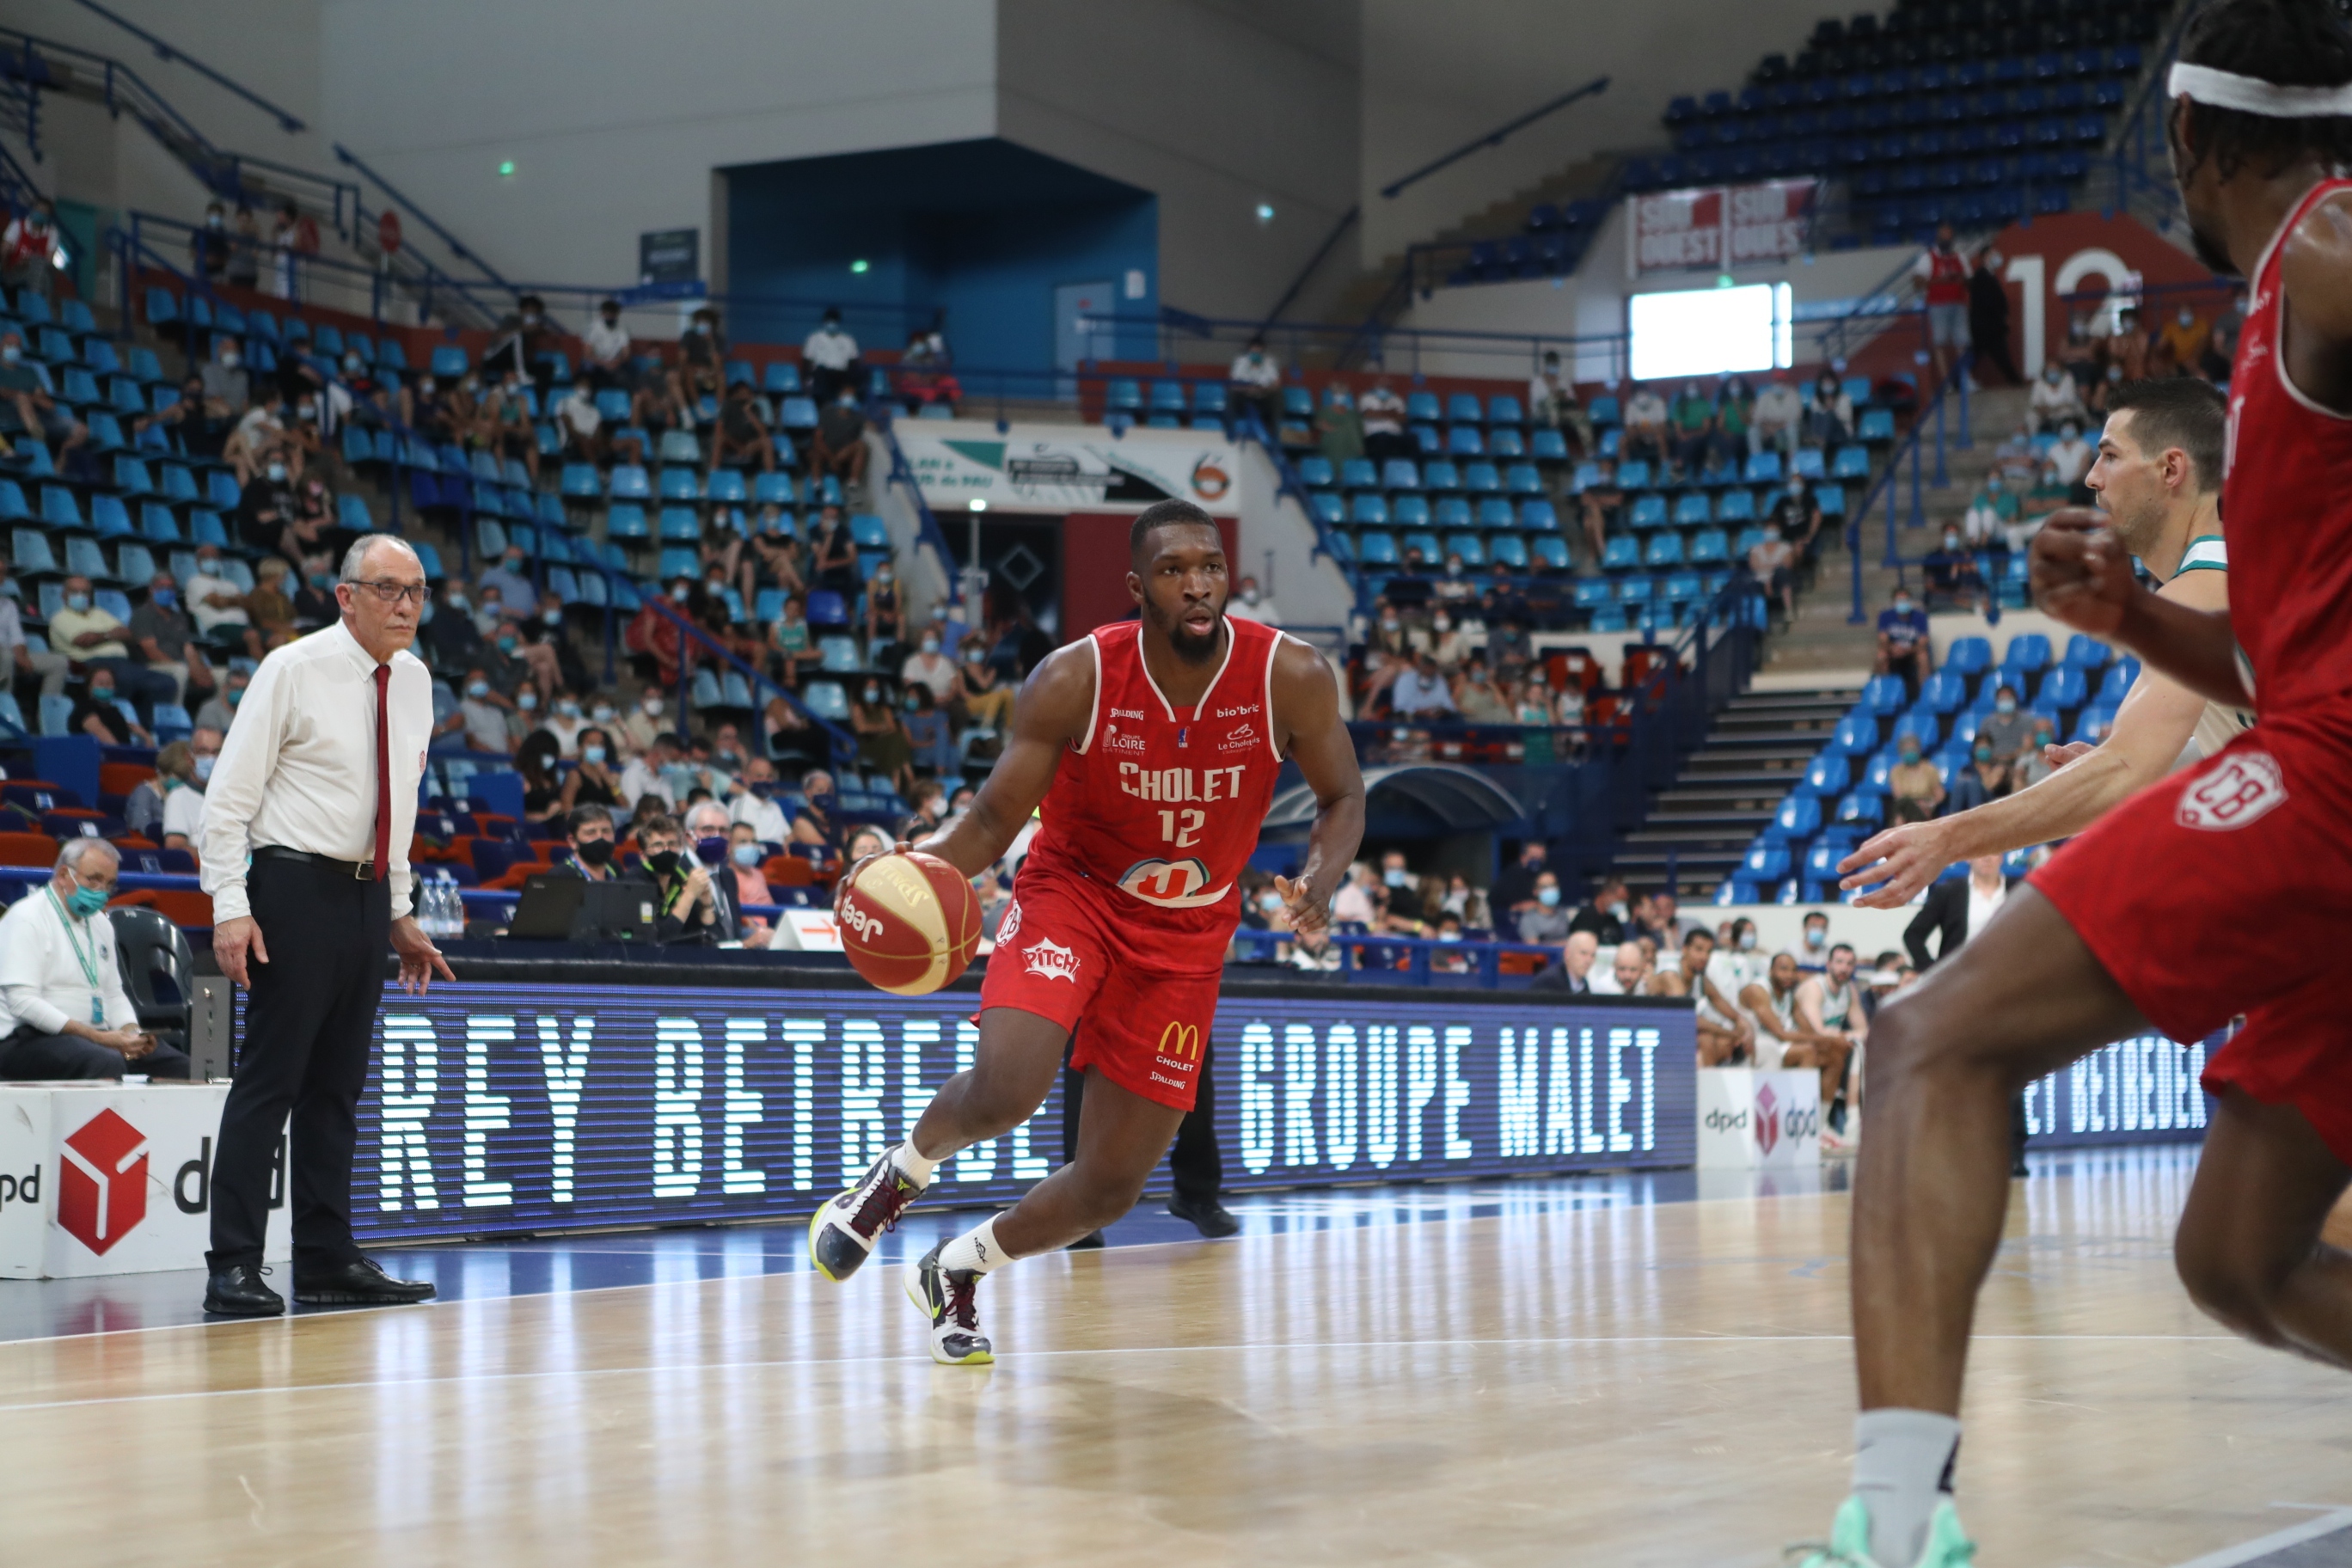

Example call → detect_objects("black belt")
254 845 377 880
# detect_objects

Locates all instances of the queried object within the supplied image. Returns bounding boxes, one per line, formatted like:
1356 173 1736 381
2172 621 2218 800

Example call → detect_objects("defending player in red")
1800 4 2352 1565
807 499 1364 1364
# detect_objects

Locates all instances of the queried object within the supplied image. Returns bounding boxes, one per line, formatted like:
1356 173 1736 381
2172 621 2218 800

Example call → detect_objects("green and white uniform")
2168 533 2257 763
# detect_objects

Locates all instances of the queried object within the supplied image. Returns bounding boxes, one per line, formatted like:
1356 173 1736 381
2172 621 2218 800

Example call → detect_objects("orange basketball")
838 850 983 995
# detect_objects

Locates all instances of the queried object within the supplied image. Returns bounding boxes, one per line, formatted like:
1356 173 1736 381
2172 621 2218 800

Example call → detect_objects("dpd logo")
58 1109 150 1255
1703 1107 1749 1133
1755 1082 1781 1157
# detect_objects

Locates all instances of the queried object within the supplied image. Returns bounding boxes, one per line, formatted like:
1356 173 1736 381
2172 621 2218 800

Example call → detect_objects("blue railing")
332 143 517 297
63 0 307 132
1229 928 1565 987
1377 76 1613 200
639 597 855 764
1228 411 1361 609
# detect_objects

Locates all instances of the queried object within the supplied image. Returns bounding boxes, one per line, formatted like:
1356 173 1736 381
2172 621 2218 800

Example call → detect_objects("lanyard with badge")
43 885 105 1026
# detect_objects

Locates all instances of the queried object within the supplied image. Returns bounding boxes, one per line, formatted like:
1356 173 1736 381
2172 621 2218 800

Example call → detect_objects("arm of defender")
902 643 1093 880
2030 511 2250 709
1269 638 1365 940
1841 570 2213 909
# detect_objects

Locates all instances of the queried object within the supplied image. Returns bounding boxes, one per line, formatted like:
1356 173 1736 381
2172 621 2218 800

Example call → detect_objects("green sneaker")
1791 1496 1976 1567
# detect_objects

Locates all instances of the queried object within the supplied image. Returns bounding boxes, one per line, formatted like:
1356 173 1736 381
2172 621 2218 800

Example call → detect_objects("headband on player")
2169 61 2352 117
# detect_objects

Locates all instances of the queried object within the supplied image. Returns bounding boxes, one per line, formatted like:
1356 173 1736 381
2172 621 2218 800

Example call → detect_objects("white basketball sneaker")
905 1242 994 1365
1790 1496 1975 1567
806 1152 926 1283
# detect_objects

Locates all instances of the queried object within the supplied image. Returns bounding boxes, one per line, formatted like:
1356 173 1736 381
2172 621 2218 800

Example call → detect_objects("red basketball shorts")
2030 712 2352 1163
977 867 1228 1112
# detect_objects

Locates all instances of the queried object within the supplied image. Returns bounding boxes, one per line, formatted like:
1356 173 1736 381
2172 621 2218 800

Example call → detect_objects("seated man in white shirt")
1228 336 1283 434
0 841 191 1078
185 546 250 640
727 756 791 842
161 730 220 859
1586 941 1652 995
619 732 683 812
1671 928 1756 1065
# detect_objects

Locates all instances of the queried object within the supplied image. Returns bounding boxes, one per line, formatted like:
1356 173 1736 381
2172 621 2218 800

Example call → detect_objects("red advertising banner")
1632 180 1818 274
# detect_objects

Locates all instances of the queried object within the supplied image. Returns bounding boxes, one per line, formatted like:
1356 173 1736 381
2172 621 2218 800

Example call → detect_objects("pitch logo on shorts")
58 1108 149 1256
2177 751 2287 831
1022 938 1081 982
1158 1021 1202 1063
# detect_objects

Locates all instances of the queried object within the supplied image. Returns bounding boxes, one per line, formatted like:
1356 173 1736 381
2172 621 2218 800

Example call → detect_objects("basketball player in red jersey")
1799 4 2352 1564
808 499 1363 1363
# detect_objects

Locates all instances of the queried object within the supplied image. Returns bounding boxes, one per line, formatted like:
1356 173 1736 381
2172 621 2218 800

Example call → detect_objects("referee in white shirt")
198 536 454 1317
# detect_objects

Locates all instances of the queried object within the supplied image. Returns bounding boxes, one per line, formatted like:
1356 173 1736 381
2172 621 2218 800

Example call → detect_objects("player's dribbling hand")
832 839 912 922
1836 821 1946 908
2030 508 2136 634
1273 873 1326 940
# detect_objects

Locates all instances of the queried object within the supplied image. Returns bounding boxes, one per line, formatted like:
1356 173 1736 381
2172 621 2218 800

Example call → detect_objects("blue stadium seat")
1519 499 1559 531
1295 456 1334 488
1446 426 1484 457
1529 429 1570 462
2061 634 2111 671
1475 499 1515 530
1858 407 1897 442
1355 531 1399 567
1806 753 1853 795
1644 533 1686 568
1390 494 1431 529
1601 536 1641 573
1486 534 1528 572
1831 714 1877 756
1627 494 1669 530
1350 494 1390 528
1431 497 1473 530
1615 460 1651 490
1340 458 1379 492
1529 535 1571 573
1687 529 1729 566
1672 493 1712 527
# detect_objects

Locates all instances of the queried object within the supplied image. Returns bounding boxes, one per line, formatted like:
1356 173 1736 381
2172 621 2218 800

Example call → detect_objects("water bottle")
442 873 465 938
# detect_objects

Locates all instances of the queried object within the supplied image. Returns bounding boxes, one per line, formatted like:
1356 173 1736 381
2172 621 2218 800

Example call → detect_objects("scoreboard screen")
279 979 1700 1243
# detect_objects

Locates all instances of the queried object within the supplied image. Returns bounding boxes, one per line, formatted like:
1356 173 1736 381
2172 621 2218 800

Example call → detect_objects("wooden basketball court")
3 1149 2343 1567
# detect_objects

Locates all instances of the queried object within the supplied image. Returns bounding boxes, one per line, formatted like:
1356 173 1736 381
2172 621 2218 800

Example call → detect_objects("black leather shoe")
1167 1194 1240 1240
204 1263 285 1317
1066 1230 1106 1250
293 1255 437 1307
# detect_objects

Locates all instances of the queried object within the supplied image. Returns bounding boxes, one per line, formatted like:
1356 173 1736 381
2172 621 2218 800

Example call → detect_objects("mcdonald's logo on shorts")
1158 1021 1202 1062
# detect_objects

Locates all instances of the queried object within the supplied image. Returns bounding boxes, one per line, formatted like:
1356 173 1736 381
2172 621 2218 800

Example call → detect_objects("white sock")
938 1215 1013 1275
891 1142 939 1186
1853 1409 1960 1566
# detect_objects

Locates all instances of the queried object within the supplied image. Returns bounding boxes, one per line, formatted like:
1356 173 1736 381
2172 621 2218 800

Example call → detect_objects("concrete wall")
994 0 1359 327
1358 0 1832 268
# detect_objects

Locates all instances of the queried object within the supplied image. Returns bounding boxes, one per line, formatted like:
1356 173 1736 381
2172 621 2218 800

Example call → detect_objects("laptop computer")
505 874 658 943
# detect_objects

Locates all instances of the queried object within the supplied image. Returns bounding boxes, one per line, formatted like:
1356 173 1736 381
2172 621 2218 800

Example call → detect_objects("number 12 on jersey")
1158 808 1205 848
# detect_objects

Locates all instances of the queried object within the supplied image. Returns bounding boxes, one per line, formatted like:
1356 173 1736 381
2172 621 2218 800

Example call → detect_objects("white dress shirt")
0 886 137 1039
729 790 788 842
200 620 432 922
617 756 673 812
1964 877 2007 942
802 325 859 371
161 781 206 845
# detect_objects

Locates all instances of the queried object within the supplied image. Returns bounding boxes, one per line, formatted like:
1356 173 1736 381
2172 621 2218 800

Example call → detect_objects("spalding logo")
1117 856 1227 908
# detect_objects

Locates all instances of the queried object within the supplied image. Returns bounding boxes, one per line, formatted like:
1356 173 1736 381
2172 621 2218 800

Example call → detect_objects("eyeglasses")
347 579 430 606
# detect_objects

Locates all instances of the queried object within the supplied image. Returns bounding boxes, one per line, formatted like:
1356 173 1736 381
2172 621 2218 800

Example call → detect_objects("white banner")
897 421 1240 517
0 1083 291 1277
1695 1068 1822 1171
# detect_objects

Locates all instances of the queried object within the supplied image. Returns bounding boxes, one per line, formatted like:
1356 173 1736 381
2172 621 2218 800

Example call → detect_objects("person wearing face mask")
1945 737 2011 813
0 198 66 304
1921 527 1988 614
903 683 957 778
953 634 1014 737
129 570 218 709
456 666 517 756
865 559 904 660
852 676 916 796
709 377 777 475
616 689 668 759
225 389 294 489
727 756 791 841
125 738 194 842
2046 420 2096 504
1960 472 2020 554
1887 731 1946 824
618 732 684 812
791 769 843 856
1974 682 2036 768
534 692 589 757
0 840 192 1081
1515 871 1572 945
676 801 770 947
2029 358 2087 433
1875 588 1932 690
560 727 622 814
811 387 870 494
51 574 175 723
1226 334 1283 435
900 624 959 705
1800 371 1853 448
1782 910 1832 975
1964 247 2019 387
479 548 536 619
725 819 776 903
582 296 633 390
1747 522 1798 626
548 803 642 885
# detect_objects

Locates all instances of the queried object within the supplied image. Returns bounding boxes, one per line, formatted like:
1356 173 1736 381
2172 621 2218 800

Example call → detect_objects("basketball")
838 851 982 995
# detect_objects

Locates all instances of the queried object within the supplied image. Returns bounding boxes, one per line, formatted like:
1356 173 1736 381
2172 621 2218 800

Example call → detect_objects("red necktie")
371 663 393 884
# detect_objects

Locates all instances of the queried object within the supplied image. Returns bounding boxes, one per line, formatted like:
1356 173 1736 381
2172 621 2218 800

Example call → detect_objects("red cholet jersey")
1019 614 1290 943
2223 175 2352 720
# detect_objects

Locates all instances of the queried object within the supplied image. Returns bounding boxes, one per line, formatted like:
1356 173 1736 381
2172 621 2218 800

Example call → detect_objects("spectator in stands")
1455 662 1513 723
1621 382 1669 464
1490 842 1546 916
1874 587 1932 688
901 623 957 705
1631 888 1701 946
1577 458 1622 563
478 371 540 484
1914 223 1972 384
72 666 150 745
125 740 180 838
1967 248 2019 387
424 579 487 676
582 297 632 391
2153 302 2205 382
554 379 608 465
802 503 856 602
1228 337 1283 434
1922 526 1988 613
904 683 956 779
1748 522 1797 626
1589 941 1651 995
852 677 915 795
1960 473 2018 552
1975 683 2036 767
558 726 622 815
2201 293 2244 381
2106 305 2149 383
1667 381 1717 470
1359 377 1410 463
727 756 790 842
766 593 817 689
243 558 298 650
619 732 684 812
0 840 191 1081
1714 376 1755 461
802 307 861 404
0 199 62 305
1534 928 1599 994
1889 732 1945 821
1565 873 1627 943
673 307 728 412
190 201 232 282
163 735 214 856
954 635 1014 738
1801 371 1853 448
679 800 769 947
2030 361 2086 432
866 560 905 662
0 558 64 702
50 576 174 720
1389 651 1455 719
2047 420 2094 500
1313 386 1363 468
138 374 236 459
790 769 842 856
478 547 536 618
1515 872 1571 946
1231 576 1279 625
130 571 217 710
457 669 516 756
1946 738 2011 814
2012 714 2062 790
193 668 247 734
1422 609 1470 673
811 392 869 495
1529 352 1591 453
548 803 638 884
0 331 88 462
726 819 775 902
710 379 776 475
225 394 291 490
1749 371 1803 456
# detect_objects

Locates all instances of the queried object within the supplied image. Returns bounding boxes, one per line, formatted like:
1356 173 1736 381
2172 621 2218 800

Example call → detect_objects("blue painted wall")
725 138 1157 382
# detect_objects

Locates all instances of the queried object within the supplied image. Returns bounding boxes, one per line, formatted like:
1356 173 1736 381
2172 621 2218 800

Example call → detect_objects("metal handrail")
334 142 517 294
64 0 306 132
638 597 854 762
1227 412 1360 611
872 417 970 614
1379 76 1611 199
1261 203 1358 328
0 25 219 172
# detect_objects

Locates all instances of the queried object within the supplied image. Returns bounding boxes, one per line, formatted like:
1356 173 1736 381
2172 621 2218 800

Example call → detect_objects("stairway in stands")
1609 683 1861 900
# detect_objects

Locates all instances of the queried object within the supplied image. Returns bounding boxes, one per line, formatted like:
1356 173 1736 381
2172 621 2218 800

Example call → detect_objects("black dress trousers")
207 855 391 1270
1061 1033 1224 1205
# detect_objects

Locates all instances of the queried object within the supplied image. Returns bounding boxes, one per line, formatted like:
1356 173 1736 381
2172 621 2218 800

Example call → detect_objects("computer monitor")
505 874 658 943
